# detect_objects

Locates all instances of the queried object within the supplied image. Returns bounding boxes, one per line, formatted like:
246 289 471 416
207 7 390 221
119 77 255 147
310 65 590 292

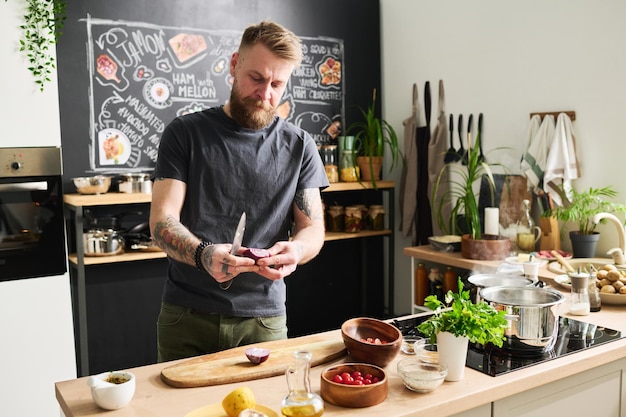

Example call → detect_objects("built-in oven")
0 147 67 281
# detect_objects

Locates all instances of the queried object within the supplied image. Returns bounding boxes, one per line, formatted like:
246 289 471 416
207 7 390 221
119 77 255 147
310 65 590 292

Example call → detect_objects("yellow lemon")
221 386 256 417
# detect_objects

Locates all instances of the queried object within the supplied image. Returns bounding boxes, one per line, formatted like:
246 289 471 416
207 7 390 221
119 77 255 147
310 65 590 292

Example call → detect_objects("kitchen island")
56 249 626 416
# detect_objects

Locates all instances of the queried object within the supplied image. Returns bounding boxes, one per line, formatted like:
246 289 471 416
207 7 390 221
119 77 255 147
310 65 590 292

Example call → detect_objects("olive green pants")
157 302 287 362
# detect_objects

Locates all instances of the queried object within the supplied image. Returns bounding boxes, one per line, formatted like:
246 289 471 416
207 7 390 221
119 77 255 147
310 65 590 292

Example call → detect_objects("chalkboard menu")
87 17 344 173
56 0 380 185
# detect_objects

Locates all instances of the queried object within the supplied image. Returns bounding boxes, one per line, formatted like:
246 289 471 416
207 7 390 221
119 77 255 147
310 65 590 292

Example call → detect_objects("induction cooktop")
392 314 623 377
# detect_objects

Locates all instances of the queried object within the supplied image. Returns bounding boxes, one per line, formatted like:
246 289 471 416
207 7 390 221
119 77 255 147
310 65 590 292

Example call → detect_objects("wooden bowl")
341 317 402 367
320 363 387 408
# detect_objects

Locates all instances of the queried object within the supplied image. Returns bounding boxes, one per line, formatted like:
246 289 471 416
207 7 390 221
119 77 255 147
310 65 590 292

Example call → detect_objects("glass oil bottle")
280 351 324 417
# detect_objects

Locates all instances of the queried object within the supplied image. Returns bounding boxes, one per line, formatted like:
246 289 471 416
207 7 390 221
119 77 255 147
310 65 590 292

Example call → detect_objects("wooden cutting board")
161 333 347 388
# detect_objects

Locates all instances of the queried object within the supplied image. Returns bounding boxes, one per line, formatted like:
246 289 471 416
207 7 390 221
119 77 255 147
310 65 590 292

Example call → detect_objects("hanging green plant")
8 0 67 92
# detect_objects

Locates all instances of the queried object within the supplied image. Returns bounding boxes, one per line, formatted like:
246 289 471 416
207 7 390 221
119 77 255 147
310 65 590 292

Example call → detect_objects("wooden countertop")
56 291 626 417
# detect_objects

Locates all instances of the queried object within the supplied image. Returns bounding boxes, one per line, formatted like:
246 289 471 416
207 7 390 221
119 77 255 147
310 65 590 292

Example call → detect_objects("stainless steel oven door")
0 175 67 281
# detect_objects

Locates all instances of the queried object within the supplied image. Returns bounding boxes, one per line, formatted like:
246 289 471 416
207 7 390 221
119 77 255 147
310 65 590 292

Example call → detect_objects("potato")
613 280 624 290
222 386 256 417
597 270 609 279
620 286 626 294
600 278 612 288
607 270 621 282
601 263 618 272
601 285 617 293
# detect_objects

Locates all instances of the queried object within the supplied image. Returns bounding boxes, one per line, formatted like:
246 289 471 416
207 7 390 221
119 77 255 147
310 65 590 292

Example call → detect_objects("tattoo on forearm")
153 215 196 261
295 189 322 220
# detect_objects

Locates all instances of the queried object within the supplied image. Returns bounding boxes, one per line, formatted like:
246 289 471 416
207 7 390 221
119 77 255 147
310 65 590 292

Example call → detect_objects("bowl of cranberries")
341 317 402 367
320 362 388 408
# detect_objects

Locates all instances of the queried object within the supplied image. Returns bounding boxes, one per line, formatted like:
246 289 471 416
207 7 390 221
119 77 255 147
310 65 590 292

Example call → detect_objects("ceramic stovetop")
392 315 623 377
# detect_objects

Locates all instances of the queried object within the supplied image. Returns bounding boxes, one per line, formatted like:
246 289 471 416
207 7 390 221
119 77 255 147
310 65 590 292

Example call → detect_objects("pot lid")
479 286 565 307
468 274 533 288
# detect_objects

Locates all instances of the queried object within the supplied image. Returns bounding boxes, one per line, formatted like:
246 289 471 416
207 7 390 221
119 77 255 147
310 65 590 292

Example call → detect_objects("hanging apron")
399 83 419 240
427 80 449 236
414 81 433 245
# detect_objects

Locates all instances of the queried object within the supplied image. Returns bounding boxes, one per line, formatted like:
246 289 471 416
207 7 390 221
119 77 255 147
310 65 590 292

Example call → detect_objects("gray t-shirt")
154 106 328 316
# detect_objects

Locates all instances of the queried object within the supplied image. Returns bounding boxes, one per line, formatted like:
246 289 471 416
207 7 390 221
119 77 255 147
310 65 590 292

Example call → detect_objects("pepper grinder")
568 269 590 316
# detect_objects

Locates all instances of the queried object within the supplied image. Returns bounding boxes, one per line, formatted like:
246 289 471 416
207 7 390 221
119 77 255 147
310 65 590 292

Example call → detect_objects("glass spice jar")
326 205 344 232
344 205 363 233
321 144 338 183
368 205 386 230
354 204 368 229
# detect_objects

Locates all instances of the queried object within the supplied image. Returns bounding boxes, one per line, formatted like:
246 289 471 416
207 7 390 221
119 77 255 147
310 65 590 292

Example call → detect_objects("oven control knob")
10 161 21 171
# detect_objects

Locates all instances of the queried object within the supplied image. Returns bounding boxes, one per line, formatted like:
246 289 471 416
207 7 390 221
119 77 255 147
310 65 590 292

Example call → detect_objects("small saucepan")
83 229 125 256
118 173 152 194
479 286 565 352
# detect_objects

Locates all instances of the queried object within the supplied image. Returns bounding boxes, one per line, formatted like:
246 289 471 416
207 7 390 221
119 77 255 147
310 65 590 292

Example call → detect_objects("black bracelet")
194 241 212 272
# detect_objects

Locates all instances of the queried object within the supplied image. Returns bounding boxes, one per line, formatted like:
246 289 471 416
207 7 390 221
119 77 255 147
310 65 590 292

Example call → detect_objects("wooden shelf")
323 180 394 192
325 229 391 241
68 250 166 265
63 181 394 208
68 230 393 265
64 192 152 207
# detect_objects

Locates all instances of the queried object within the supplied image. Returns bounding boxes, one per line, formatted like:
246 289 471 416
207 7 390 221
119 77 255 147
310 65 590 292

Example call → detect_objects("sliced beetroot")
245 347 270 364
243 248 271 261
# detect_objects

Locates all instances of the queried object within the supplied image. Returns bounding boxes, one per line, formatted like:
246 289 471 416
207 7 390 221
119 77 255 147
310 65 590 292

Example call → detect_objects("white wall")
0 2 76 416
381 0 626 314
1 1 62 147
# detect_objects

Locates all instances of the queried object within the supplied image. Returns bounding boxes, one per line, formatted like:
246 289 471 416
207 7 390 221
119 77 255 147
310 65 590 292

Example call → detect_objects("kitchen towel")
521 114 554 193
427 80 450 237
399 83 419 239
414 81 433 245
544 112 580 206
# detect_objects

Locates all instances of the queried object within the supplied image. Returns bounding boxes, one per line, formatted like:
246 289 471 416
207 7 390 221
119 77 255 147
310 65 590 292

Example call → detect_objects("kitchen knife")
220 211 246 290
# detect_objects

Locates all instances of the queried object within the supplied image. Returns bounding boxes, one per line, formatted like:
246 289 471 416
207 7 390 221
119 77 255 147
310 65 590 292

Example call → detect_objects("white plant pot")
436 331 469 382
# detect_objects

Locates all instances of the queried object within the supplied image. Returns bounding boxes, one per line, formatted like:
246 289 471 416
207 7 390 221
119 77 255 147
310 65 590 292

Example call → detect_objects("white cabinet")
493 358 626 417
453 404 492 417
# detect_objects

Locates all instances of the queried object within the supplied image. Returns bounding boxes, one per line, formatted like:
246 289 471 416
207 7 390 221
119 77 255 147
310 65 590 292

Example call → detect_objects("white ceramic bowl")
88 371 136 410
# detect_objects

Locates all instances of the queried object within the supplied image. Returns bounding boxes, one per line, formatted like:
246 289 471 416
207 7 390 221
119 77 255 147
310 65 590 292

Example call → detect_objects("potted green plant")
347 88 402 188
9 0 68 92
542 185 626 258
431 129 510 259
417 280 508 381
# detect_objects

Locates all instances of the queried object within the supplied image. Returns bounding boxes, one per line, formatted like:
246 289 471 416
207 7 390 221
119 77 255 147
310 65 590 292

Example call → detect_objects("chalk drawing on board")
95 51 128 91
132 65 154 82
143 77 174 109
211 56 229 77
317 55 342 87
156 59 173 74
167 33 209 68
177 102 209 117
277 94 295 120
98 128 131 165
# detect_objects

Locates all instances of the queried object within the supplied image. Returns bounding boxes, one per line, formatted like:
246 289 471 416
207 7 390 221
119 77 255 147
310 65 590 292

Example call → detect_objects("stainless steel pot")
479 286 565 352
83 229 125 256
467 274 535 303
118 173 152 194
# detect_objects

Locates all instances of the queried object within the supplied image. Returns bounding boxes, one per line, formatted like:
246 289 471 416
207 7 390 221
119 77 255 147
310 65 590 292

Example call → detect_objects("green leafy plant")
542 185 626 235
417 280 508 347
347 88 402 188
8 0 67 92
431 130 502 239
